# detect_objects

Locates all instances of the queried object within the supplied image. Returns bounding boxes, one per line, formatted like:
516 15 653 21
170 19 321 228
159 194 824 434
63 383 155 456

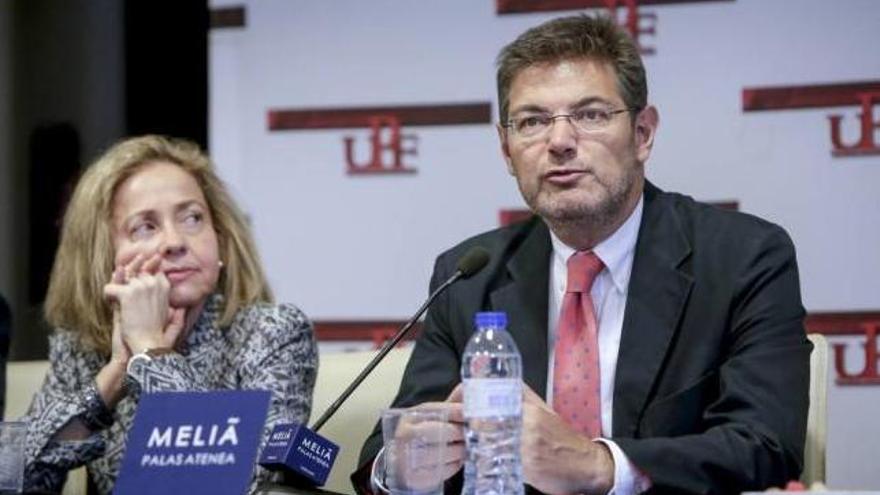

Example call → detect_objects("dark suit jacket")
355 182 811 495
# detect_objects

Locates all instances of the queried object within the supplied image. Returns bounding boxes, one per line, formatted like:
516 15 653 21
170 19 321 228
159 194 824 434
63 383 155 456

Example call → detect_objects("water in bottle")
461 311 523 495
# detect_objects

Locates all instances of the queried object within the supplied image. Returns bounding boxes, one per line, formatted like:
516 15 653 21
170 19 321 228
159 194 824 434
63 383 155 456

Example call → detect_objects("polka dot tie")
553 251 604 438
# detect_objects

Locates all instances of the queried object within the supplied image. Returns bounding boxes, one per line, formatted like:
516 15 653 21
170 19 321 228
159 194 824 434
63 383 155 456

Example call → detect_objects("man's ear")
496 123 515 175
634 105 659 163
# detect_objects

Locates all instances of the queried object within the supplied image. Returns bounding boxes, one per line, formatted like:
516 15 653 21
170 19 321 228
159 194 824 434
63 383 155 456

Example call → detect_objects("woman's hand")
95 263 137 408
103 252 186 354
108 265 132 366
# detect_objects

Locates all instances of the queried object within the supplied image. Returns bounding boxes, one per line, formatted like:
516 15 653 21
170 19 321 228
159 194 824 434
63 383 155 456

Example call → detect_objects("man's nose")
547 117 578 162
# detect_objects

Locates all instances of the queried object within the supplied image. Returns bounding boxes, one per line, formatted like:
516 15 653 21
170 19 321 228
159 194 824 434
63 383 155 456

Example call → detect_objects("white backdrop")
209 0 880 488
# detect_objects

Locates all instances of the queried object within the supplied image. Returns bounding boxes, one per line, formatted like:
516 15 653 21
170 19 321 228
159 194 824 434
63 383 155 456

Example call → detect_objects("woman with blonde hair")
22 135 316 493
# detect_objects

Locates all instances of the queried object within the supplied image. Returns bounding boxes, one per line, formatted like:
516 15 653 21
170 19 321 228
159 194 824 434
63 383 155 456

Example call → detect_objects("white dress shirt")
546 195 651 495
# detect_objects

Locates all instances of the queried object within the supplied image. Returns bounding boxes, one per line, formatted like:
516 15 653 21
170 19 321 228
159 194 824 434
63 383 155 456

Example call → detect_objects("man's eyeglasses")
503 107 638 139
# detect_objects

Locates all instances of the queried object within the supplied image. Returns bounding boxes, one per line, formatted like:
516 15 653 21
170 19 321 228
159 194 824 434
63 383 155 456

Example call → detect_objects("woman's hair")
44 135 273 354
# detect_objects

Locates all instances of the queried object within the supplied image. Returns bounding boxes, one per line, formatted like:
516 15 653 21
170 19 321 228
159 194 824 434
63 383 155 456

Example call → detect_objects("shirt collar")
549 194 644 293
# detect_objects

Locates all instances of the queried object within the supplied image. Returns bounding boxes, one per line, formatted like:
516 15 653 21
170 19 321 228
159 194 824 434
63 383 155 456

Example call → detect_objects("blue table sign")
115 390 271 495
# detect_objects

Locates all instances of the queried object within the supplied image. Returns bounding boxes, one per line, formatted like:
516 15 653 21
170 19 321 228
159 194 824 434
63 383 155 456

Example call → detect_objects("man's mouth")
544 168 588 186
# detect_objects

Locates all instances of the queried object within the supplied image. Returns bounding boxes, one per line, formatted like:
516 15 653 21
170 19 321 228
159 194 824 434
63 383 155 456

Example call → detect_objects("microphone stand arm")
310 271 463 432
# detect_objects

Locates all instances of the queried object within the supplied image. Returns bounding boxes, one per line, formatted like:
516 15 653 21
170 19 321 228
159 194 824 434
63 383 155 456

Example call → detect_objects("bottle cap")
474 311 507 329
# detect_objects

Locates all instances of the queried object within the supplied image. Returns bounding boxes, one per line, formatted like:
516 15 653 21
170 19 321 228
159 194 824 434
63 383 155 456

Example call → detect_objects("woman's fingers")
103 282 125 301
141 252 162 275
105 257 176 352
124 253 145 281
112 265 125 284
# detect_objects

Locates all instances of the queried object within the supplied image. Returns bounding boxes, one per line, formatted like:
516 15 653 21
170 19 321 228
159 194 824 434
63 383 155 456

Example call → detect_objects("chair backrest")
802 333 828 485
310 346 412 494
4 360 50 420
4 360 87 495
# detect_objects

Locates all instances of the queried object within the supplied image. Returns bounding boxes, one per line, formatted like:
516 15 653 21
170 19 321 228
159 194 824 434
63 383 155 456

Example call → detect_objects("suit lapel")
613 183 694 437
490 219 552 399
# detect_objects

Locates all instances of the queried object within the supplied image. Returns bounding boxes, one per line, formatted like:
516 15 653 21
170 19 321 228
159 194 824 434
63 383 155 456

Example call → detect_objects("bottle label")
463 378 522 418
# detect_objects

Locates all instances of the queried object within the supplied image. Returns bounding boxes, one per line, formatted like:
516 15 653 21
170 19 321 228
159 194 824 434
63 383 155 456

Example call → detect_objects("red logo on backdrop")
829 91 880 157
833 322 880 385
495 0 735 56
604 0 657 55
267 103 492 175
743 81 880 158
806 314 880 386
343 115 418 175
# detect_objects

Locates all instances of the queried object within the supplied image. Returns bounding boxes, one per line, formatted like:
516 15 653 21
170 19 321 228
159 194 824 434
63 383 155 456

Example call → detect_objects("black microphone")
258 247 490 489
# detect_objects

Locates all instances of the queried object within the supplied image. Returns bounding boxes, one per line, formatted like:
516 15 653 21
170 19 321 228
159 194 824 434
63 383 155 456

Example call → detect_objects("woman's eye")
182 212 203 228
130 222 155 239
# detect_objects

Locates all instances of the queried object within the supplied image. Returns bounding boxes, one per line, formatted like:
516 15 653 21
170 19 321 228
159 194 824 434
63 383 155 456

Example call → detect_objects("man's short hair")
496 14 648 123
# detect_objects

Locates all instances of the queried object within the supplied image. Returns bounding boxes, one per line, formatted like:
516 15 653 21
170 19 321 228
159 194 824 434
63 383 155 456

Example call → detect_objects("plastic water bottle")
461 311 524 495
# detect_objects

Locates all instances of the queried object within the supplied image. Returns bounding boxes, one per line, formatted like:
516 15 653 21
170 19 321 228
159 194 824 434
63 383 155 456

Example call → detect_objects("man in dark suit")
356 14 810 495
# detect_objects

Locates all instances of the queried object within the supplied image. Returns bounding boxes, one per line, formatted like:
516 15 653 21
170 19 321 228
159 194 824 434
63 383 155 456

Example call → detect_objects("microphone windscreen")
456 247 490 279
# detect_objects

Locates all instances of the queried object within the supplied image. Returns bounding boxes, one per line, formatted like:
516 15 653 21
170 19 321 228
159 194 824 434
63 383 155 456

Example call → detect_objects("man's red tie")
553 251 605 438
